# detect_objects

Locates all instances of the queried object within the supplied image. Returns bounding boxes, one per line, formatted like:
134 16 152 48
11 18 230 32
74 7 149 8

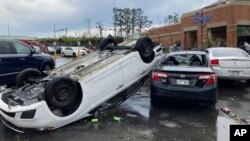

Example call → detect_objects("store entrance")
237 26 250 46
184 31 197 50
208 26 227 47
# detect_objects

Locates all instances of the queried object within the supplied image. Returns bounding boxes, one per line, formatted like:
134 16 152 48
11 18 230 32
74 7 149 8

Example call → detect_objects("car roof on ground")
168 51 206 56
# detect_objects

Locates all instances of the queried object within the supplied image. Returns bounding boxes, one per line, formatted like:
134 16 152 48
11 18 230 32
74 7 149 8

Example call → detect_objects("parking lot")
1 57 250 141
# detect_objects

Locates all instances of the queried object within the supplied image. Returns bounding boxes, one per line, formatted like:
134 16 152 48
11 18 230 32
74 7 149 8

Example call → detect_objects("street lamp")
7 20 10 36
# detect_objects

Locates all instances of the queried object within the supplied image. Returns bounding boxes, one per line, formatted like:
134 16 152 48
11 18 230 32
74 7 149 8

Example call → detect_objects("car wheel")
44 77 77 108
16 69 43 87
73 53 77 58
99 37 117 50
42 64 51 72
62 52 65 57
135 37 155 63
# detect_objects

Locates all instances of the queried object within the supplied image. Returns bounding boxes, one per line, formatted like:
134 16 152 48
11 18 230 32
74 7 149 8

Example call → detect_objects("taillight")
152 71 168 82
211 59 219 66
199 74 217 85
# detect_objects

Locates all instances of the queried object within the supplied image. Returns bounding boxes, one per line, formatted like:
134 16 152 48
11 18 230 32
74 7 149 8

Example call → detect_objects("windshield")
162 54 207 67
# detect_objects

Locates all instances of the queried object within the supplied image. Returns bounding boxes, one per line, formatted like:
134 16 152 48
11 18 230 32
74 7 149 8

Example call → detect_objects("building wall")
147 1 250 49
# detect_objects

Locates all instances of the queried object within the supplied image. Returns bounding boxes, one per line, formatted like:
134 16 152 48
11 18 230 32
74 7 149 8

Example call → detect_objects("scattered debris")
126 113 137 118
113 116 122 122
159 120 180 128
221 107 249 125
91 118 98 123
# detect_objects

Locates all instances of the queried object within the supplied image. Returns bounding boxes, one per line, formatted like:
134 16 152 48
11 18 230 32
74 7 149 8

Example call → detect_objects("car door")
64 47 71 56
0 41 19 85
12 42 39 71
120 54 146 88
68 48 73 56
86 63 124 109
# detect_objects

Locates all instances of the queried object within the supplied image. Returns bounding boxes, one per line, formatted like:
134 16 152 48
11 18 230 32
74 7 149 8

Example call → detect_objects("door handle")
20 58 25 61
0 59 2 62
116 84 124 90
140 70 147 75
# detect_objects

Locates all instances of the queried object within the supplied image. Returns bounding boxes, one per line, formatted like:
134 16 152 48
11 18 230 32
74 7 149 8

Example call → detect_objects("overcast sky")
0 0 217 38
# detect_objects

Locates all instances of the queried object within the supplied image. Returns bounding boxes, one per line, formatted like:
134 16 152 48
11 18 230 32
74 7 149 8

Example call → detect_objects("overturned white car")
0 36 162 133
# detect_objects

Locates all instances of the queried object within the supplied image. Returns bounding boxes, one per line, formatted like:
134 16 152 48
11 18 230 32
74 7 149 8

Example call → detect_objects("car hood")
157 65 214 73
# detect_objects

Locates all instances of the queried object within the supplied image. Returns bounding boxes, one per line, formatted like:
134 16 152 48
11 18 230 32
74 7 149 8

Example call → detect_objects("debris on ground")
91 118 98 123
221 107 249 125
113 116 122 122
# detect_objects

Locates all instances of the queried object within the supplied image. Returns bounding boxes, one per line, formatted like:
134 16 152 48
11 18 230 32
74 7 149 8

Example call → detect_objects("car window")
212 48 249 57
0 42 12 54
13 42 31 54
162 54 207 67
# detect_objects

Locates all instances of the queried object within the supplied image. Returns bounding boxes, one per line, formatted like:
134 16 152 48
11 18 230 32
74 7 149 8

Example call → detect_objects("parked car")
0 36 162 133
47 46 55 54
80 46 90 53
0 39 55 87
61 47 87 57
206 47 250 81
151 51 218 104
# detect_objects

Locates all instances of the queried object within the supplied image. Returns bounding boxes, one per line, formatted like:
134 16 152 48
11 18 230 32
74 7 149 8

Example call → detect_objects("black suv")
0 40 55 86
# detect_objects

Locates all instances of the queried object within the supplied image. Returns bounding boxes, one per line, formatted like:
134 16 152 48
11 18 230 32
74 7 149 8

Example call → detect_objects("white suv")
61 47 87 57
0 36 162 133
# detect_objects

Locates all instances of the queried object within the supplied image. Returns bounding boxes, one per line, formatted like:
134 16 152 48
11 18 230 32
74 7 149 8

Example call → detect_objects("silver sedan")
206 47 250 80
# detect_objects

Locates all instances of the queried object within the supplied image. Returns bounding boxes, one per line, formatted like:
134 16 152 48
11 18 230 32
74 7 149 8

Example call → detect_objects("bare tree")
96 20 104 37
164 12 179 25
113 8 152 36
136 9 152 33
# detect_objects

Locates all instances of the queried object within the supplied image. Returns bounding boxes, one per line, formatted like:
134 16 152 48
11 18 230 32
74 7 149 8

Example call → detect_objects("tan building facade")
146 0 250 49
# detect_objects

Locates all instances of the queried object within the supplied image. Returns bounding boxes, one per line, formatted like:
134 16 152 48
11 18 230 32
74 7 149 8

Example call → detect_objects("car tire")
73 53 76 58
62 52 65 57
42 64 51 72
44 77 77 108
99 37 117 50
135 37 155 63
16 69 43 87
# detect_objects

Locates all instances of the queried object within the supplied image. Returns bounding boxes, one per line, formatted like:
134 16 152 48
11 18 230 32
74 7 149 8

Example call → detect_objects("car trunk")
155 66 215 88
217 57 250 69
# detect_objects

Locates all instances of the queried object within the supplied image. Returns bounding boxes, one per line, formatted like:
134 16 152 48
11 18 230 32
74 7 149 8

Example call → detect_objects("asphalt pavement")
1 56 250 141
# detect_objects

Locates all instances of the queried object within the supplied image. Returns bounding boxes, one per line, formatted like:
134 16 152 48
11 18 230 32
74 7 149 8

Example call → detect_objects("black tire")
16 69 43 87
62 52 65 57
99 37 117 50
135 37 155 63
44 77 77 108
73 53 76 58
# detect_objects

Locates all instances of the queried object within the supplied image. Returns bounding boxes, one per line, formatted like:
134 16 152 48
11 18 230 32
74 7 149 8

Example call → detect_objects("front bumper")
151 82 217 102
0 94 61 131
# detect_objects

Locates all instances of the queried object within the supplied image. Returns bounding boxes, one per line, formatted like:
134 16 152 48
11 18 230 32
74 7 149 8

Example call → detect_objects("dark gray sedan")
151 51 218 105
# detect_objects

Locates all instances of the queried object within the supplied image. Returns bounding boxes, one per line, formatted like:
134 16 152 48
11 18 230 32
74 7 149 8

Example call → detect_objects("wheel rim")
44 65 51 71
142 42 152 57
53 83 72 106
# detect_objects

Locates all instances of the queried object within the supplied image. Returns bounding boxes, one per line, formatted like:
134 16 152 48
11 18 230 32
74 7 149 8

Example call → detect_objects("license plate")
230 71 240 76
176 79 189 85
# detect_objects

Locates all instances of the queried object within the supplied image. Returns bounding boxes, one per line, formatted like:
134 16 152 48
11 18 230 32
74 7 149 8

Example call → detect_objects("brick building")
146 0 250 49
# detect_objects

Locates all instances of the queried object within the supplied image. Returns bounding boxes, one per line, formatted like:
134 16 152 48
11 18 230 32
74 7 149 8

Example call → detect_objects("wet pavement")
1 57 250 141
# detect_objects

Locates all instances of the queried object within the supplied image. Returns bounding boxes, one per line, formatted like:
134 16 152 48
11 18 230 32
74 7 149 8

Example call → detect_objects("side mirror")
30 49 36 55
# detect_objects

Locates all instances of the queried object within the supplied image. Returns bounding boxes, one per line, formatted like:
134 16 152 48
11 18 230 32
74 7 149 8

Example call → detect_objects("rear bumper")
213 67 250 80
151 82 217 102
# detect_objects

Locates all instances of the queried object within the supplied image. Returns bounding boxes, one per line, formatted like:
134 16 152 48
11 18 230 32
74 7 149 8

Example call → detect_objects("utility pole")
54 24 56 38
7 20 10 36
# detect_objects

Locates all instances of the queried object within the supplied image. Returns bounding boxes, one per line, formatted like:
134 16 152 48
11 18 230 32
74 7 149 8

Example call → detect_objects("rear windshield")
212 48 249 57
162 54 207 67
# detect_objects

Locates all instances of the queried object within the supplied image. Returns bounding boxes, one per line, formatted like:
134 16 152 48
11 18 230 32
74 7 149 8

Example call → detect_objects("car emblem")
180 74 186 78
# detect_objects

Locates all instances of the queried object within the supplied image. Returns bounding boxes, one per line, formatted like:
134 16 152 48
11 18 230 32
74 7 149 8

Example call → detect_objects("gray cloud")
0 0 217 37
